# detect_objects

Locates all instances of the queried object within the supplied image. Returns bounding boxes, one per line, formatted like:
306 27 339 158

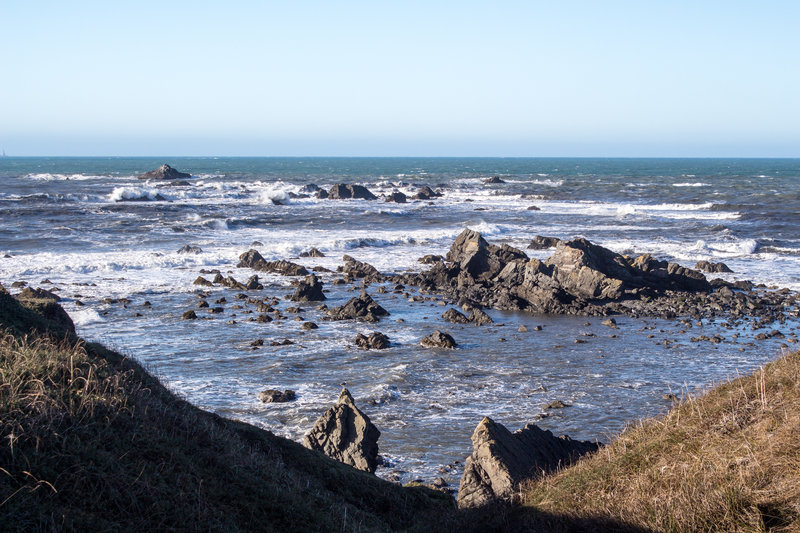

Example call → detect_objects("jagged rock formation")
291 275 326 302
420 330 457 348
303 388 381 473
527 236 562 250
258 389 296 403
338 255 382 280
327 291 389 322
238 249 309 276
327 184 377 200
299 247 326 258
394 229 738 319
457 417 599 508
354 332 390 349
137 164 191 180
412 186 442 200
442 308 470 324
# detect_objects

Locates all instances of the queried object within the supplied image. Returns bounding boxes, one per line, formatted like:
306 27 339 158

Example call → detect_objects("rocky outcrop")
420 330 457 348
338 255 382 280
412 186 442 200
299 247 326 258
385 191 407 203
457 418 599 508
327 291 389 322
354 332 390 349
527 236 561 250
237 250 309 276
483 176 505 184
695 260 733 273
258 389 296 403
137 164 191 180
418 254 444 264
303 388 381 473
327 184 377 200
291 275 326 302
442 308 470 324
177 245 203 254
17 287 61 301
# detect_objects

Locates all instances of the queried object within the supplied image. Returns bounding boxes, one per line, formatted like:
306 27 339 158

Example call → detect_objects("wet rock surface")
258 389 296 403
303 388 381 473
238 249 309 276
291 275 326 302
420 330 457 348
457 417 599 508
327 183 377 200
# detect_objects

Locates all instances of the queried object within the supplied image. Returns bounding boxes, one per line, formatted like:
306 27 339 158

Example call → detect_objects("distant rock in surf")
695 260 733 273
384 191 407 203
327 291 388 322
137 164 191 181
327 183 377 200
354 331 390 349
412 186 442 200
177 245 203 254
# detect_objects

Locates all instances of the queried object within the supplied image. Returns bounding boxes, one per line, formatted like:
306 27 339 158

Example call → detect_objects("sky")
1 1 798 157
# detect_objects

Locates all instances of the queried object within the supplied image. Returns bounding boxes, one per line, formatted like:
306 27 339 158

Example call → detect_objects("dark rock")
545 400 570 409
270 339 294 346
526 205 541 211
483 176 505 184
339 255 381 280
10 281 27 288
601 318 617 328
299 247 326 258
412 186 442 200
17 287 61 301
418 254 444 264
385 191 407 203
237 249 309 276
137 164 191 181
469 308 493 326
193 276 214 287
327 291 389 322
420 330 457 349
182 310 197 320
327 183 377 200
527 236 561 250
442 308 470 324
258 389 296 403
354 332 390 350
245 275 263 290
457 417 599 508
301 321 318 330
291 275 326 302
695 260 733 273
303 388 381 473
177 245 203 254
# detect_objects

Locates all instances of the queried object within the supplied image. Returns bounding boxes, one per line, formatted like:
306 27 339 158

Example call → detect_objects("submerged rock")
457 417 599 508
137 164 191 181
177 244 203 254
303 388 381 473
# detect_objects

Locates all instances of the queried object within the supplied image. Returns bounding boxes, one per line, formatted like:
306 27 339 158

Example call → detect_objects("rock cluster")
291 275 326 302
457 417 599 508
137 164 191 181
393 229 780 320
327 291 389 322
258 389 296 403
338 255 382 281
420 330 457 348
695 260 733 273
303 388 381 473
327 184 377 200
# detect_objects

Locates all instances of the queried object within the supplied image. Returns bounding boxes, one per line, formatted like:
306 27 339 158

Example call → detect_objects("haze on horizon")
1 1 798 158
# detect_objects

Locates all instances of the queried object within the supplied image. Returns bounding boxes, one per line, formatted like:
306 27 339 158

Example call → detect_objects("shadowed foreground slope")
0 287 451 531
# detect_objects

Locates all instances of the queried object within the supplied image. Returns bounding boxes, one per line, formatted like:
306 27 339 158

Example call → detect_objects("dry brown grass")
521 350 800 532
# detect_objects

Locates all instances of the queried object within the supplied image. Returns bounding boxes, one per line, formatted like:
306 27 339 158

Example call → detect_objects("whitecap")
108 186 170 202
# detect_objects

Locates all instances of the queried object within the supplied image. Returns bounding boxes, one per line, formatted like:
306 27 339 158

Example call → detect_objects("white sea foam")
68 307 105 326
23 172 110 181
673 182 709 187
108 186 171 202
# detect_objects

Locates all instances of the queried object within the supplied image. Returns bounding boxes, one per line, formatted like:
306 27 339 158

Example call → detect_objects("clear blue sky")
1 1 798 156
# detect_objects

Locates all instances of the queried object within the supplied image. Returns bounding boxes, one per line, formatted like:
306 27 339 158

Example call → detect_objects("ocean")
1 156 799 485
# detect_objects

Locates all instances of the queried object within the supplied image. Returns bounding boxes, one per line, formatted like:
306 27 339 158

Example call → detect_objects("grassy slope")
0 286 451 531
521 350 800 532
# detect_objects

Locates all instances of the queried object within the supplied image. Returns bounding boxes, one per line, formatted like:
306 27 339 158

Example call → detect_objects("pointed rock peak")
338 387 355 406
